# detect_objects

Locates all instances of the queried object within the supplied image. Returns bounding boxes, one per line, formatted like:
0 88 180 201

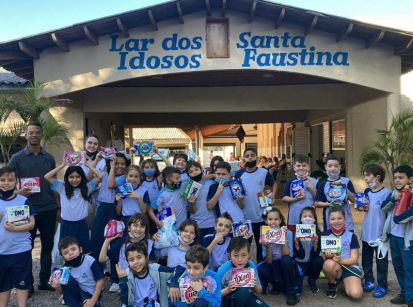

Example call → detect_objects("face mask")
301 217 315 225
85 150 97 161
129 232 145 243
330 224 345 236
178 235 194 246
367 179 377 189
143 169 156 177
214 178 229 185
327 171 340 181
0 188 15 200
245 160 257 168
295 172 309 179
189 173 203 182
171 181 182 190
65 254 83 268
189 270 206 282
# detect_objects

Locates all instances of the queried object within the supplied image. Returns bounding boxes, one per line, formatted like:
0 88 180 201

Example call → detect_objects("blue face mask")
189 270 206 282
327 171 340 181
215 178 229 185
143 169 156 177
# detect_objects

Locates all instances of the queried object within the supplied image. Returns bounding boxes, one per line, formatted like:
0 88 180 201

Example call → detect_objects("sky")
0 0 413 42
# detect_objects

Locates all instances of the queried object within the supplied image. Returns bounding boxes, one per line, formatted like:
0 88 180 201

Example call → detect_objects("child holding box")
321 205 363 300
217 237 268 307
0 166 35 307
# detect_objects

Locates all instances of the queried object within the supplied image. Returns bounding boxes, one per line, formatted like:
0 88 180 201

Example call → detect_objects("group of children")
1 134 413 307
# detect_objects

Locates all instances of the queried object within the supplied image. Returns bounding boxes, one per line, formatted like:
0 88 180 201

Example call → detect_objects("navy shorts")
340 265 363 280
0 250 32 292
61 219 91 254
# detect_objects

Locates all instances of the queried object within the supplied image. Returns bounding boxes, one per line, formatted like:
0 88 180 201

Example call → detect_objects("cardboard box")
321 236 341 254
295 224 316 241
232 220 252 237
181 180 203 199
5 205 30 226
231 268 255 287
116 182 133 198
228 178 246 199
64 151 84 166
20 177 40 193
260 226 285 244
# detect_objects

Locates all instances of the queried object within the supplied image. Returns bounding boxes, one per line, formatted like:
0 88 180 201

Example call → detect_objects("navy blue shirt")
9 146 56 212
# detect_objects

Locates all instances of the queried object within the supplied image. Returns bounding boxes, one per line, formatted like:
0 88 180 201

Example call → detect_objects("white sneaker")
59 295 65 305
109 283 120 293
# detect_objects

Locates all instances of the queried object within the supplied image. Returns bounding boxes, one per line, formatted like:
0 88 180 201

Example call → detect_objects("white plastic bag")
368 238 389 259
154 215 179 249
52 223 63 266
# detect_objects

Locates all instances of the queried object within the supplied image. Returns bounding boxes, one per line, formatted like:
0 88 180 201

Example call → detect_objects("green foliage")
359 108 413 185
0 82 69 163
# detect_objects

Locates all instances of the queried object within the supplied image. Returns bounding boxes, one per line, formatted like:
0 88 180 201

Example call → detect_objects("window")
206 18 229 58
332 119 346 150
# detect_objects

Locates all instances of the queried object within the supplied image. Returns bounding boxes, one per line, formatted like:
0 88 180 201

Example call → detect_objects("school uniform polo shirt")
203 234 231 271
121 185 150 216
0 194 35 255
207 184 245 224
151 184 188 228
282 176 317 225
69 255 104 295
190 179 216 229
51 180 96 221
315 176 356 231
361 187 391 242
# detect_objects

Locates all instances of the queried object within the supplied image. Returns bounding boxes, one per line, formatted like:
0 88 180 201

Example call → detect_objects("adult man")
8 122 57 295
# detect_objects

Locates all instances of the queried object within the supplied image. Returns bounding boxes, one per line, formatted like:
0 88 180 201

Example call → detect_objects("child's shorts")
339 265 363 280
0 250 32 292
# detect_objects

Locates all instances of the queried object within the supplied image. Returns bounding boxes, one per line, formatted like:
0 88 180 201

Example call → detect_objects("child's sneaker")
363 280 376 292
372 286 387 298
109 283 120 293
308 278 319 293
286 293 299 306
325 282 338 299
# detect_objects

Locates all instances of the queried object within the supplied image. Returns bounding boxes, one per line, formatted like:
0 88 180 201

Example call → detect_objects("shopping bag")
52 223 63 266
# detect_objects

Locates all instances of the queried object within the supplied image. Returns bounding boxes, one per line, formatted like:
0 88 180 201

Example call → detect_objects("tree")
0 82 69 163
359 108 413 186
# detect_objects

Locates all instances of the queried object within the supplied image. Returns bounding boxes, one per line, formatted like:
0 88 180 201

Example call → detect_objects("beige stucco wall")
34 11 401 97
27 9 409 182
346 95 391 190
45 106 84 165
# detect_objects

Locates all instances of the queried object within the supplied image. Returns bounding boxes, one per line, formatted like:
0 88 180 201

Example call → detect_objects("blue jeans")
257 256 298 295
390 235 413 303
221 288 268 307
172 298 210 307
296 256 324 293
62 276 100 307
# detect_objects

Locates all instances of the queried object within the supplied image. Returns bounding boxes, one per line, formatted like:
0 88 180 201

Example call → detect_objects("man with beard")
8 122 58 295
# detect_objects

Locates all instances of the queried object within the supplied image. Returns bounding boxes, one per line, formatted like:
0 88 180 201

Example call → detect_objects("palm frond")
38 118 70 146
